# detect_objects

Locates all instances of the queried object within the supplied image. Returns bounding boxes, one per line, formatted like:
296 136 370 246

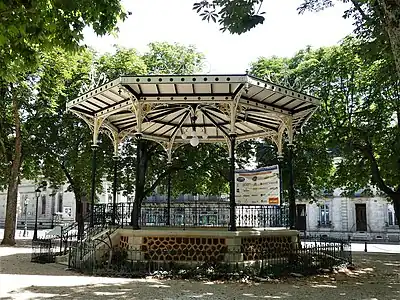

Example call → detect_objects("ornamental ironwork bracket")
79 64 108 96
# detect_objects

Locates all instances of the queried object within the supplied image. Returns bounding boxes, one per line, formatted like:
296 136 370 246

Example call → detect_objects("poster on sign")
235 165 280 205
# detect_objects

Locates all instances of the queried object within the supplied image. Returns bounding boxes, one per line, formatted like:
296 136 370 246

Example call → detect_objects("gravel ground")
0 243 399 300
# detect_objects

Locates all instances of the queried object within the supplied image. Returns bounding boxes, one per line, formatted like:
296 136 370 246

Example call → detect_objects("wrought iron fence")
31 238 57 263
37 211 111 259
91 202 289 229
68 237 351 279
32 202 288 263
300 235 352 264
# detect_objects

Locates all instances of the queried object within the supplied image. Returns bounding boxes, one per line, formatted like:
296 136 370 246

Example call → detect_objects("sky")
83 0 355 74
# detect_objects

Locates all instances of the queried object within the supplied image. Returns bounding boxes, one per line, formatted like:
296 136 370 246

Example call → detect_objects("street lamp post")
33 181 47 240
23 198 29 237
33 188 41 240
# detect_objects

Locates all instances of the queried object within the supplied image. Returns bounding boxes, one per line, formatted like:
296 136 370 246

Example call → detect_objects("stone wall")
113 228 299 263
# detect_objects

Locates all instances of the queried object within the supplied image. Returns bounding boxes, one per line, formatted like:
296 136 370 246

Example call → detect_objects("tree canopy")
250 37 400 224
193 0 265 34
195 0 400 80
0 0 126 81
37 42 242 226
1 0 400 243
0 47 86 245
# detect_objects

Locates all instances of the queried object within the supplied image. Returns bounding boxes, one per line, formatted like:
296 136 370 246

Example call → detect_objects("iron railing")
32 202 288 263
91 202 289 229
68 237 352 279
40 211 110 257
31 238 56 263
300 235 352 264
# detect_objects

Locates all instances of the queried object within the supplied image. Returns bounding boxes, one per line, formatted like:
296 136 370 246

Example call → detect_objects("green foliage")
251 37 400 208
291 38 399 198
97 47 148 79
0 47 90 244
143 42 205 75
193 0 265 34
250 52 333 201
0 48 79 188
34 50 98 195
0 0 126 81
164 142 254 197
197 0 400 84
39 47 146 204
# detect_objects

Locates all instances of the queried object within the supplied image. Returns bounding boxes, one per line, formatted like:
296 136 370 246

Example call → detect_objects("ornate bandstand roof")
66 74 320 146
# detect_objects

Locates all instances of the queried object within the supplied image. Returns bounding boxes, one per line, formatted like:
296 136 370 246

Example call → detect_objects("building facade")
1 180 399 242
0 180 76 229
297 195 399 242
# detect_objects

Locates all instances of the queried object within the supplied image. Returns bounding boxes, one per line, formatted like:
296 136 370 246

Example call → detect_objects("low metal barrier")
300 235 352 264
33 202 288 263
31 238 56 263
68 237 352 278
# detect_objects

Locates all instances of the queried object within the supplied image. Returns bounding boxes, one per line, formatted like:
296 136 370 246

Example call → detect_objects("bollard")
364 241 367 252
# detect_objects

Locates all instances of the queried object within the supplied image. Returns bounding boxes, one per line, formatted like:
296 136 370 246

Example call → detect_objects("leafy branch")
193 0 265 34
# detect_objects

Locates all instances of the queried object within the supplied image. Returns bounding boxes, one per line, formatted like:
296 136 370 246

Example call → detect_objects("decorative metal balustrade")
31 238 57 263
68 235 352 278
91 201 289 229
32 201 288 264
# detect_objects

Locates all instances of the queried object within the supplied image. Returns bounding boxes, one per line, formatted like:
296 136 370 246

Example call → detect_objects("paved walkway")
302 241 400 254
352 243 400 253
0 244 400 300
0 229 49 241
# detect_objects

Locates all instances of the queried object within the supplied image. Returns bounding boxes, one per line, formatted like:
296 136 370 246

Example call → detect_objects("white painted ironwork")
67 74 320 151
78 64 108 96
92 117 105 146
271 124 286 156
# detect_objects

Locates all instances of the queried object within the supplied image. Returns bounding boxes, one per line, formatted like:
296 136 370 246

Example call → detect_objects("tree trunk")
1 93 22 246
60 162 85 238
75 197 85 239
358 141 400 228
131 140 149 229
380 0 400 80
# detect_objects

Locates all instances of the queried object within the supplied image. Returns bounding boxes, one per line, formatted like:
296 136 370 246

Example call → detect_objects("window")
41 195 46 215
57 194 63 213
319 203 330 227
388 210 398 226
51 194 56 215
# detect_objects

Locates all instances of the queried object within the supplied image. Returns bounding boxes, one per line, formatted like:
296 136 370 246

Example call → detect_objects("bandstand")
66 74 320 265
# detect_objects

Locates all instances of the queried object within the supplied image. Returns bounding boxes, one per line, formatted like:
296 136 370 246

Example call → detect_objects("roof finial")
245 69 249 75
78 62 108 96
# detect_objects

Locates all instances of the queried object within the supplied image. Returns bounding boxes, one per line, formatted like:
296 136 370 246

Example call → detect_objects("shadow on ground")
0 251 70 276
1 249 399 299
2 273 400 300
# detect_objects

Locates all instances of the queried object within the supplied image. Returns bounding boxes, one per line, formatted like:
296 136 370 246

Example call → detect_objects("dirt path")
1 245 399 300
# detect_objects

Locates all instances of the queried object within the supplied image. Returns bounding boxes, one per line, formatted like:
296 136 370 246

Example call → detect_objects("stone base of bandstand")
106 227 300 267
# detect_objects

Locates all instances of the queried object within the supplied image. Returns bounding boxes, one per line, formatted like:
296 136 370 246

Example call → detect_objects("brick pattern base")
241 236 293 260
141 236 227 262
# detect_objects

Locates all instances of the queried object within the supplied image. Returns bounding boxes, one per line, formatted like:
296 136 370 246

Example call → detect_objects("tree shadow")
3 276 400 300
2 280 294 300
0 250 399 299
0 251 70 276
